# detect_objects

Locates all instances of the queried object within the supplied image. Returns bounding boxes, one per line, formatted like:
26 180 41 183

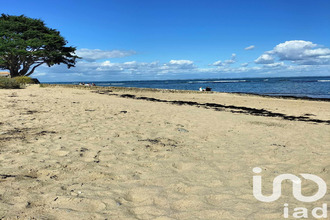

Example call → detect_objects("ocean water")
49 76 330 99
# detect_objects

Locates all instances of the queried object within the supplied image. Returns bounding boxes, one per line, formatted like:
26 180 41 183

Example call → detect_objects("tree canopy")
0 14 79 77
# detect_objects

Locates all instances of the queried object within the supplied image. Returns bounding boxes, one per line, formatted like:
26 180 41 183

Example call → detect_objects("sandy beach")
0 85 329 219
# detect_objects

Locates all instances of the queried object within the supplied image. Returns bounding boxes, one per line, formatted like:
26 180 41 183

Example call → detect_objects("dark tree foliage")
0 14 79 77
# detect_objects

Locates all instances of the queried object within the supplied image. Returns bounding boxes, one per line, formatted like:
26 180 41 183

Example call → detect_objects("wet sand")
0 85 329 219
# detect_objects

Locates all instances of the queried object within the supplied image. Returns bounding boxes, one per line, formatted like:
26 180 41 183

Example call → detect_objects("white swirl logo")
252 167 327 203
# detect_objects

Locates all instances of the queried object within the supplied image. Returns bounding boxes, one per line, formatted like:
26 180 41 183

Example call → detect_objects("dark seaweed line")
0 174 37 179
92 91 330 125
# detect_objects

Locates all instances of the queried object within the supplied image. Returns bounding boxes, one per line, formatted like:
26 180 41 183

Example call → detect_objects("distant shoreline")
41 83 330 102
42 75 330 100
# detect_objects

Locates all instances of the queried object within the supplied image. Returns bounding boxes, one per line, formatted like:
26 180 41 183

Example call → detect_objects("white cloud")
240 63 249 67
255 40 330 65
167 60 195 69
319 55 330 59
263 62 284 68
212 60 223 66
224 60 235 65
76 59 196 77
101 60 114 66
124 61 138 65
224 53 236 64
254 54 274 64
212 53 236 66
272 40 316 60
76 48 136 61
169 60 194 65
245 45 255 50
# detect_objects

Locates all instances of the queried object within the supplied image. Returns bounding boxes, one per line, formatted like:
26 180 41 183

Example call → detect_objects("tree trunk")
9 67 19 78
8 55 20 77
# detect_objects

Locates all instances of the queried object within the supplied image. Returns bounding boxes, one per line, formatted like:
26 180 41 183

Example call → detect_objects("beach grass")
13 76 38 85
0 77 20 89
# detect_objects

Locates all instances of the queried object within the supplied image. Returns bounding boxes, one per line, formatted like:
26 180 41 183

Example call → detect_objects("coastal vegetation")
0 77 20 89
0 76 39 89
12 76 39 85
0 14 79 78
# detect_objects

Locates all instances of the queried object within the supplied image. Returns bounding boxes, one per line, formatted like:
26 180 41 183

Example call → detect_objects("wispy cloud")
224 53 236 64
76 48 136 61
212 53 236 66
263 62 284 68
244 45 255 50
212 60 223 66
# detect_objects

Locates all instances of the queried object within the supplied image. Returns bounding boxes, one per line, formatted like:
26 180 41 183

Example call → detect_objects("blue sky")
1 0 330 82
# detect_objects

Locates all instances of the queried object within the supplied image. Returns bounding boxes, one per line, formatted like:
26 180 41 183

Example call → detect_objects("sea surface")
48 76 330 99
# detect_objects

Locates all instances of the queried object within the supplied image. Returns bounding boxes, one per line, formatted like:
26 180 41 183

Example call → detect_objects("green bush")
0 77 20 89
13 76 37 84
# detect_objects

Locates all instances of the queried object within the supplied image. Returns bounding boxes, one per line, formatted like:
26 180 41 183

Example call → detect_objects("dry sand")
0 85 329 219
